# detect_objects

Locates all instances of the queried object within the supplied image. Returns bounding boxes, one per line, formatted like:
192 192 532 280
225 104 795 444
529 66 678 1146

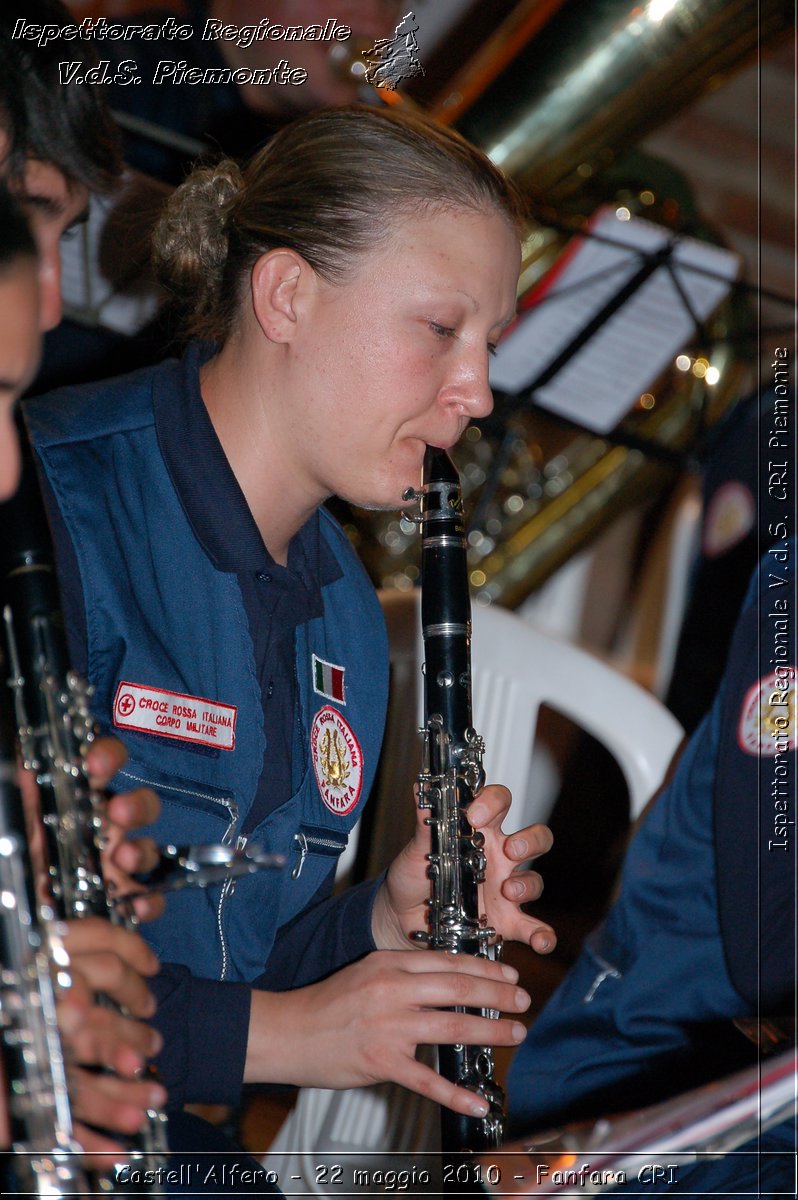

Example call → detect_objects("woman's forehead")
363 204 519 263
356 206 520 289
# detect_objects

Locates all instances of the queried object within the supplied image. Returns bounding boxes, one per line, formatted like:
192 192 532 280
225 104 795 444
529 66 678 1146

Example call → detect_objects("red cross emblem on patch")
737 671 797 757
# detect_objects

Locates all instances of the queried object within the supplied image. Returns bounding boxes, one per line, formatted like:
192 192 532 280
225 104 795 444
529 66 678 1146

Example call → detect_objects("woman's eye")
429 322 455 339
488 343 498 358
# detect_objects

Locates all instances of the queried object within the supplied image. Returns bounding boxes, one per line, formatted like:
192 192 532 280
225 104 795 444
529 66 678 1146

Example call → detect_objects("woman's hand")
59 917 166 1163
18 733 164 922
246 949 530 1118
373 783 556 954
84 736 163 923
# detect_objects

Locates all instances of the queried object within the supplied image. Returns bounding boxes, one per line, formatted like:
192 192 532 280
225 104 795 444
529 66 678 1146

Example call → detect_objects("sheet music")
489 207 741 435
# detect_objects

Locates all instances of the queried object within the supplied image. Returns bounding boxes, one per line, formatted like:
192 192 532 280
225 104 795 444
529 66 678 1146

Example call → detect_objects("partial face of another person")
0 256 41 500
217 0 404 110
274 206 520 511
12 158 89 333
0 131 89 332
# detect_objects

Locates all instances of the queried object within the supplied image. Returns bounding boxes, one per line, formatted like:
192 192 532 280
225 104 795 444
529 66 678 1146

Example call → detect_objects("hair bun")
152 106 522 345
152 157 244 322
203 158 245 215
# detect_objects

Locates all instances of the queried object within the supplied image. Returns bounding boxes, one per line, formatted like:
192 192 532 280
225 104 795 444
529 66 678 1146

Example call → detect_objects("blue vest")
26 359 389 983
507 701 745 1133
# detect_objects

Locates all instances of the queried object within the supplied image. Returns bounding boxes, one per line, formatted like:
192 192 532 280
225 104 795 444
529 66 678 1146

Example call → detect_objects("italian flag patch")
312 654 346 705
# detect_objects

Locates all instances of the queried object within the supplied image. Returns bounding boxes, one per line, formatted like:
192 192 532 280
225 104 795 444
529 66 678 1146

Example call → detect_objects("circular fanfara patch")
737 671 797 756
703 481 755 559
310 706 364 815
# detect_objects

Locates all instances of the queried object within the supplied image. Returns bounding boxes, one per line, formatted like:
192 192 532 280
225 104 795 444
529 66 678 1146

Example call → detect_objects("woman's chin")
340 478 417 514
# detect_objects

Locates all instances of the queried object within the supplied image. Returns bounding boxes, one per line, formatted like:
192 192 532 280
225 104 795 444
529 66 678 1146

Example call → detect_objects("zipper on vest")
216 830 248 981
117 769 240 979
117 770 238 836
291 827 348 880
583 953 622 1002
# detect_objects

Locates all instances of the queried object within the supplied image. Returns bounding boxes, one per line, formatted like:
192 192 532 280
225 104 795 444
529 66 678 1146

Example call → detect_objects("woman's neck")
199 337 320 567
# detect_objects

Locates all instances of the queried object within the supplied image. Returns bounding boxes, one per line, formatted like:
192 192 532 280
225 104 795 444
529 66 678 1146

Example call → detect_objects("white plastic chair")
613 476 703 699
468 597 684 825
263 593 684 1185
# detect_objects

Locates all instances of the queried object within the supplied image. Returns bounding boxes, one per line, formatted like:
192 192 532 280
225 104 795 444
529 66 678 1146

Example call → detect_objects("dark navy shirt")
153 341 342 836
52 342 342 834
508 540 796 1135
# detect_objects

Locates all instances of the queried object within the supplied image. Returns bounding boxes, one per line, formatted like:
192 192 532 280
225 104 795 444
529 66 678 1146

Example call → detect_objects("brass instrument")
343 0 791 606
443 0 786 200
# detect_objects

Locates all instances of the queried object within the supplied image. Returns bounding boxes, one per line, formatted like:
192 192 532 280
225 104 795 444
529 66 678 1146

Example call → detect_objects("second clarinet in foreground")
406 446 505 1153
0 708 94 1196
1 466 284 1182
0 473 171 1172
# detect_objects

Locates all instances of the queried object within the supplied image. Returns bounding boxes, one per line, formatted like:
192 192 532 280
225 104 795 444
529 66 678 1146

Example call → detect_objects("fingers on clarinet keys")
70 1067 167 1138
130 842 285 894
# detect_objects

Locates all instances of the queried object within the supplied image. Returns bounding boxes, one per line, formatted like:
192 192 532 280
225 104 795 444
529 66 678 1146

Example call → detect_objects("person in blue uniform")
24 105 558 1145
666 385 787 733
507 534 796 1193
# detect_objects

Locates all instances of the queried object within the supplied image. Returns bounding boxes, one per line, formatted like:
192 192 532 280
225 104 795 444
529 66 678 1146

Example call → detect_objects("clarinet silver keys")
0 707 94 1196
1 541 171 1174
405 446 506 1154
1 468 284 1179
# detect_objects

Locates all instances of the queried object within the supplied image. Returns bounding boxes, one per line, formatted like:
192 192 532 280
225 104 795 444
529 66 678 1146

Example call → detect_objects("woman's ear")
250 248 307 342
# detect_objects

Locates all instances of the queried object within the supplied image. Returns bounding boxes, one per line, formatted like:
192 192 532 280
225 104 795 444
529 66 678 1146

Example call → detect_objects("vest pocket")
115 760 250 981
114 761 240 845
291 823 349 880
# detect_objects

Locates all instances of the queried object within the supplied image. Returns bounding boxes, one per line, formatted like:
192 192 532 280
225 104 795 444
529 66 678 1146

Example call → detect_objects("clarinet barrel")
411 446 505 1153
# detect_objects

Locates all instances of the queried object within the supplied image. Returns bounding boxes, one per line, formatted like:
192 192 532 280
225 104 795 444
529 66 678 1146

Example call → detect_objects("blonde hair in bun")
152 159 244 336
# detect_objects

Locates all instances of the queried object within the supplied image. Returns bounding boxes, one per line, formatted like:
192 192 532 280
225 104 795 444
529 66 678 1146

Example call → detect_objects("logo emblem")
737 671 796 756
362 11 425 90
310 706 363 815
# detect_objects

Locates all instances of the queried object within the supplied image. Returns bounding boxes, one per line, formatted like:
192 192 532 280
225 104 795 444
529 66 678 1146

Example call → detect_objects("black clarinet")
406 447 506 1153
0 698 94 1196
0 460 170 1172
0 461 284 1177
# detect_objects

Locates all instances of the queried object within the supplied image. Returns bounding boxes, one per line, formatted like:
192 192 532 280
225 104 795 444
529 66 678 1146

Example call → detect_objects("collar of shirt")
153 342 342 609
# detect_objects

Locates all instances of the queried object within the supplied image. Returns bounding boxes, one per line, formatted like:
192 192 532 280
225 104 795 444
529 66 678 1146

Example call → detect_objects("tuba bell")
341 0 791 607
